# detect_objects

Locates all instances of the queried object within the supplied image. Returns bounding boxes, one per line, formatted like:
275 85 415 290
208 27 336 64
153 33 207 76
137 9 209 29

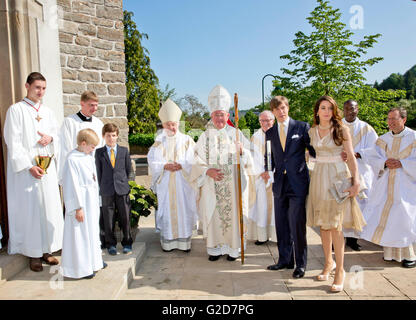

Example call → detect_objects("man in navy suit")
264 96 315 278
95 123 133 255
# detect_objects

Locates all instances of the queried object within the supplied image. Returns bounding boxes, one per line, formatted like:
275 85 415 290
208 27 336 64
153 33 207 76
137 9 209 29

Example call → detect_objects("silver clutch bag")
329 177 368 204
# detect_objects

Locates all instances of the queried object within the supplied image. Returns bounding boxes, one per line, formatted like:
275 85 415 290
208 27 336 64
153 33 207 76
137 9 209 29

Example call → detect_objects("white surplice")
247 129 276 242
360 127 416 261
60 150 104 278
3 99 64 257
58 114 103 183
147 131 198 251
342 117 378 238
190 123 253 258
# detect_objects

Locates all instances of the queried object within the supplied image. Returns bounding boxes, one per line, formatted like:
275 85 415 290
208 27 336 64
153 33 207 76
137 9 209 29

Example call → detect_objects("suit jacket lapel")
114 145 122 169
103 148 113 169
271 124 283 152
284 118 296 153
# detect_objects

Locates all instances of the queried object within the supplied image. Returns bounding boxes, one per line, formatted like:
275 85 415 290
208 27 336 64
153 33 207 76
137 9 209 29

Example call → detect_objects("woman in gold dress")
306 96 366 292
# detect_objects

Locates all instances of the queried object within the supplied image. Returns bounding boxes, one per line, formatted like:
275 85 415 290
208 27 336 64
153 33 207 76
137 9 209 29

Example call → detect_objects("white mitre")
208 85 231 113
158 98 182 123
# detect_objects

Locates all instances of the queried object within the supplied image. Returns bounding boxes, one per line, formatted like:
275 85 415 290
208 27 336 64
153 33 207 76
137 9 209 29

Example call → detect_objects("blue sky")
123 0 416 110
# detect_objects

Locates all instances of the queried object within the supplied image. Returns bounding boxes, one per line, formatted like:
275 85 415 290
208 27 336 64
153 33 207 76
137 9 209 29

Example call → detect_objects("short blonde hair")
77 128 100 146
81 90 98 103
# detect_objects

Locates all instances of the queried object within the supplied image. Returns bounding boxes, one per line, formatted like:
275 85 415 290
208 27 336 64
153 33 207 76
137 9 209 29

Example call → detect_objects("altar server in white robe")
58 91 104 182
247 110 277 244
360 107 416 268
3 72 63 272
190 85 253 261
61 129 106 279
342 100 378 251
147 99 198 252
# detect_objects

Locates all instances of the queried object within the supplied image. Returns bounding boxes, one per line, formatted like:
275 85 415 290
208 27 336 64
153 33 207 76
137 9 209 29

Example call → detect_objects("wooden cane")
234 93 245 265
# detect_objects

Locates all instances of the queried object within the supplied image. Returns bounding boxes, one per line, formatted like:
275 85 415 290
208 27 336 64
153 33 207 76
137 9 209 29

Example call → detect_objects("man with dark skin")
342 100 378 251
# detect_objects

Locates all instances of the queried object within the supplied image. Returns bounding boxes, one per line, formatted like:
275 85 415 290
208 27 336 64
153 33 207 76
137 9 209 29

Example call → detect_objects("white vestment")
360 127 416 261
191 124 253 258
60 150 104 278
342 117 378 238
58 114 103 183
247 129 276 242
147 131 198 251
4 99 64 257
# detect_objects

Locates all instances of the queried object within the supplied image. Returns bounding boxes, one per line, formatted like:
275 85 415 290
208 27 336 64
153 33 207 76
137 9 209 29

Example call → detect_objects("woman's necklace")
318 123 332 130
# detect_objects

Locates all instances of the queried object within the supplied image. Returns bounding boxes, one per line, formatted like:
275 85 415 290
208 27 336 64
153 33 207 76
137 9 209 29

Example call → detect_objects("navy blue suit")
265 118 315 269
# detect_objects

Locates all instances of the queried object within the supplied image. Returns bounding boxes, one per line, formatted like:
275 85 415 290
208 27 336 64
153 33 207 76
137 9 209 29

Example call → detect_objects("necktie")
110 148 115 168
279 123 286 151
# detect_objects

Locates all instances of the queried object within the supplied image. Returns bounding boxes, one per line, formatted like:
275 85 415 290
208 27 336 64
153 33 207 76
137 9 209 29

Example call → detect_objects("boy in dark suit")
95 123 133 255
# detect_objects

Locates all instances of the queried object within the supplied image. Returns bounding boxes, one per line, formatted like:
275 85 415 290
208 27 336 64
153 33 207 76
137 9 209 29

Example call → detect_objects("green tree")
176 94 209 130
124 11 160 134
375 73 405 91
404 65 416 99
243 110 260 134
273 0 387 124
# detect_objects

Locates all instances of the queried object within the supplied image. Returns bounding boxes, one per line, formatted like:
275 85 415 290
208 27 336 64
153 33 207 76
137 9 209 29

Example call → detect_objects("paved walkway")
121 210 416 300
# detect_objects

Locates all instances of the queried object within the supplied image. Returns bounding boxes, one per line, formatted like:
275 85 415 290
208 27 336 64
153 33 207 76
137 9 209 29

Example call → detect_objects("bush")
128 181 157 228
128 133 155 147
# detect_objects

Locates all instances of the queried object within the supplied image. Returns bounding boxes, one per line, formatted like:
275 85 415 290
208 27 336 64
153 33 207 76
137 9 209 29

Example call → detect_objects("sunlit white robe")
147 131 198 251
58 114 103 183
247 129 276 242
360 127 416 261
4 99 64 257
190 123 253 258
60 150 104 278
342 117 378 238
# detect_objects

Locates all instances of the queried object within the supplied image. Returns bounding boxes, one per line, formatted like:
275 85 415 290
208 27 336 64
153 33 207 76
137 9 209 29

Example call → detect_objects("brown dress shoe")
42 253 59 265
30 258 43 272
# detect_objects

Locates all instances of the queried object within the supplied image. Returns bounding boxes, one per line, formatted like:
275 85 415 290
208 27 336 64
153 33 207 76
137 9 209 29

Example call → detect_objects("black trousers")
101 193 133 248
274 174 308 269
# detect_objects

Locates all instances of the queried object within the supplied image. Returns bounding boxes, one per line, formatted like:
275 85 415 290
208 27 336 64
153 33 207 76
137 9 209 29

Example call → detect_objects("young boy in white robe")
60 129 107 279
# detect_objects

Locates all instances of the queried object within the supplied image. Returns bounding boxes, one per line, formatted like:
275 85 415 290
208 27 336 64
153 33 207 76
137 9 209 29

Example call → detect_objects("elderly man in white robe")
147 99 198 252
248 110 277 245
190 85 253 262
3 72 64 272
360 107 416 268
342 100 378 251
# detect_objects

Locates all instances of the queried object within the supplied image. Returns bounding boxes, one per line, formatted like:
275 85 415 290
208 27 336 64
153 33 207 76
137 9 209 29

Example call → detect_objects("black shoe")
402 260 416 268
102 262 108 269
255 240 268 245
162 248 173 252
83 274 95 279
346 238 361 251
183 249 191 253
267 263 294 271
226 255 237 261
292 267 305 278
208 255 220 261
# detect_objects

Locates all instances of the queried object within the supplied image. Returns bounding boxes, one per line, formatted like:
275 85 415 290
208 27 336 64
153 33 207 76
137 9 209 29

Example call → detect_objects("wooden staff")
234 93 245 264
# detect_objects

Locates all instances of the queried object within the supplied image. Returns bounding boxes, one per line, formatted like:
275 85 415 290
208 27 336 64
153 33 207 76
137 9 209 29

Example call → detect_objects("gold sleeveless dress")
306 126 366 231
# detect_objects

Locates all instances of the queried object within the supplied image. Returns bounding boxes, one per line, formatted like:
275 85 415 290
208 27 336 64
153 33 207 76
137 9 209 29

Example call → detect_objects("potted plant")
128 180 157 238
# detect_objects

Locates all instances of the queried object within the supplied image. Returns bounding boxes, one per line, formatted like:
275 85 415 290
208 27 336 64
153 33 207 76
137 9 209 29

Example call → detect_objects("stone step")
0 242 146 300
0 249 29 285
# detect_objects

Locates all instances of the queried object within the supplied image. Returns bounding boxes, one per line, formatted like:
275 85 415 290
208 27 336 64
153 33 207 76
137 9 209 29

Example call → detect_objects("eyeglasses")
387 117 402 121
259 119 273 123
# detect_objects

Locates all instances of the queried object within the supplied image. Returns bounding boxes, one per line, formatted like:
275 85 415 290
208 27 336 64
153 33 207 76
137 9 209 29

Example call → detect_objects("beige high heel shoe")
330 270 346 292
317 261 336 281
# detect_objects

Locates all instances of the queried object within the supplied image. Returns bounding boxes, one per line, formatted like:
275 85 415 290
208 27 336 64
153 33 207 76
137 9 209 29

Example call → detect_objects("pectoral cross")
35 114 42 122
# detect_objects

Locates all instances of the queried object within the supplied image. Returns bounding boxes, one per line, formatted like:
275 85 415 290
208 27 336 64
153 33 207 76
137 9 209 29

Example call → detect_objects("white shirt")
277 117 290 137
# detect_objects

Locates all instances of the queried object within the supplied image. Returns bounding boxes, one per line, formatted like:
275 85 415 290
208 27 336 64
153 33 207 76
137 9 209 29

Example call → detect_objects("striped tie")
110 148 115 168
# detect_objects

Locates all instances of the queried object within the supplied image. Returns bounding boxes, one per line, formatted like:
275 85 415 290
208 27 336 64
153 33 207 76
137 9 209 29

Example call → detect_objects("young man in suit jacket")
264 96 315 278
95 123 133 255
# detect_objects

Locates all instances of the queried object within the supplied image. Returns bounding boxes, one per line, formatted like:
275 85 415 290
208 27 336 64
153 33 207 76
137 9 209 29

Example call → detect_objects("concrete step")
0 249 28 285
0 241 146 300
